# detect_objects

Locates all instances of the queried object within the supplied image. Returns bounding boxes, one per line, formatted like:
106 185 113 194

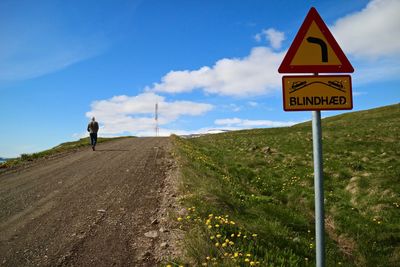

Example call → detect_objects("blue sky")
1 0 399 158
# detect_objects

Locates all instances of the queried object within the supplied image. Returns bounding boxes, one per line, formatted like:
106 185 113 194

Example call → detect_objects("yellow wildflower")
177 217 183 222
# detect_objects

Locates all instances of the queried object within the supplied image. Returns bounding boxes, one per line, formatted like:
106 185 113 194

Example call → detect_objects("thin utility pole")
155 103 159 137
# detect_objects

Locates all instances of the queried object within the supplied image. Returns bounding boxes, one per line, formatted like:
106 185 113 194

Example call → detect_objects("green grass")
172 103 400 266
0 136 134 169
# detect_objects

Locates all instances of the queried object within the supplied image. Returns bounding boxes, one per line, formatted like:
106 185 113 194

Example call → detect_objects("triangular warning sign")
278 7 354 73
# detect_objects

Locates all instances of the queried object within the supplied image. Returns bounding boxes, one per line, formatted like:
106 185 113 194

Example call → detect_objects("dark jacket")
87 121 99 133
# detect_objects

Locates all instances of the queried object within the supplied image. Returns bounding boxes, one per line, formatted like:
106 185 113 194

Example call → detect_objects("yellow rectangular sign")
282 75 352 111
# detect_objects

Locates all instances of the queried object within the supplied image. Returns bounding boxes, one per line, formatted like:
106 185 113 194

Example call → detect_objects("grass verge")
172 104 399 266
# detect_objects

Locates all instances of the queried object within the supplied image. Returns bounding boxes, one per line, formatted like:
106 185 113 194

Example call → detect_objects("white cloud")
247 101 258 107
214 117 298 128
86 92 213 136
215 118 243 126
353 91 367 96
152 47 284 97
228 104 241 112
255 28 285 50
332 0 400 59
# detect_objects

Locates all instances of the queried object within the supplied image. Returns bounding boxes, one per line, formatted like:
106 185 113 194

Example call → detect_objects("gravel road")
0 137 179 267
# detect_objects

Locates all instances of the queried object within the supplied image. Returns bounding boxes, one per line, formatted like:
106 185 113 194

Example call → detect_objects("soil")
0 137 183 267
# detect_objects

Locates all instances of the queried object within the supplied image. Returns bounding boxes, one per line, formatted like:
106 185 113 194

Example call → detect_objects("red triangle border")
278 7 354 73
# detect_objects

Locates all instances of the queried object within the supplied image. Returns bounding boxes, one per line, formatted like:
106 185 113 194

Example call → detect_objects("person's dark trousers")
90 133 98 149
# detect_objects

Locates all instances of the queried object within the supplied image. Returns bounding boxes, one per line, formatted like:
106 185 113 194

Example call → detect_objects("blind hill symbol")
278 7 354 73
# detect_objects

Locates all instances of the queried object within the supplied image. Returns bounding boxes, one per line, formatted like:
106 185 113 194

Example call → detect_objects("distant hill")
0 136 134 169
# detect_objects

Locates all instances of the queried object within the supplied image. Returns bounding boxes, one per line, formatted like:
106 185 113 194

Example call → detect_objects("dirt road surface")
0 137 181 267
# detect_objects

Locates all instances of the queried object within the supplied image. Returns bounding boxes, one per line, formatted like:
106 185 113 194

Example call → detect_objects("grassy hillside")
172 104 399 266
0 136 134 169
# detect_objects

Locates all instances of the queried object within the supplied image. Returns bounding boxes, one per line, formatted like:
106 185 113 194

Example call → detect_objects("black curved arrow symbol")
307 37 328 62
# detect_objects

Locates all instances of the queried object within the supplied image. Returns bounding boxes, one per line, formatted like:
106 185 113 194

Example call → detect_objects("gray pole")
312 110 325 267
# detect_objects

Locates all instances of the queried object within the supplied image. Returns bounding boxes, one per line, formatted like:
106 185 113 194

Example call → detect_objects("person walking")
87 117 99 151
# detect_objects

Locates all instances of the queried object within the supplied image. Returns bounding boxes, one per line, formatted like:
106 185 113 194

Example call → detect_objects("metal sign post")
312 109 325 267
278 7 354 267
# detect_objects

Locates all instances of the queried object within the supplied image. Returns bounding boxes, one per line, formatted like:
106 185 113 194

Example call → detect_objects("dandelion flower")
215 242 220 247
252 233 257 237
250 262 256 266
246 253 251 257
245 258 250 262
216 234 222 238
177 217 183 222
